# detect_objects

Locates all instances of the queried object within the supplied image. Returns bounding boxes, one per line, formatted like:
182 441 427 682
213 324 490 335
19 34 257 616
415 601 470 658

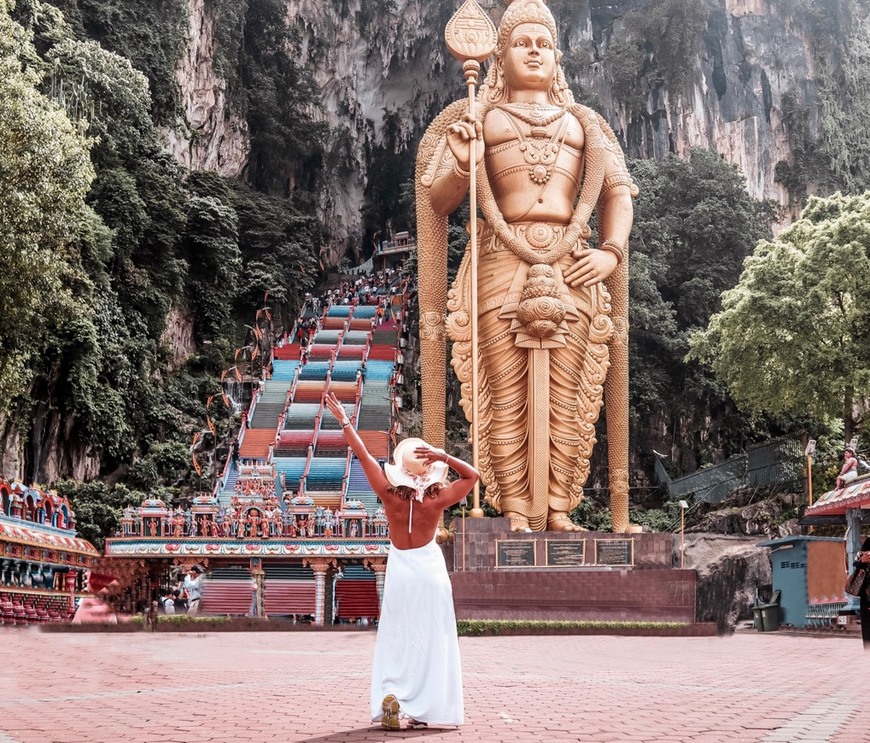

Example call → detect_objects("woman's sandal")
381 694 401 731
408 720 428 730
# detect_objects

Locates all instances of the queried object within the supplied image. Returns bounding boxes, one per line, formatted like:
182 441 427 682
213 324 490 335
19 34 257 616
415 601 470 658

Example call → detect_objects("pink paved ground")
1 628 868 742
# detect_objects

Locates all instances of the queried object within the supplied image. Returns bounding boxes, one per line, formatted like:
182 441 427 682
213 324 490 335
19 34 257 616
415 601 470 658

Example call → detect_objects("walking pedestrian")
852 537 870 647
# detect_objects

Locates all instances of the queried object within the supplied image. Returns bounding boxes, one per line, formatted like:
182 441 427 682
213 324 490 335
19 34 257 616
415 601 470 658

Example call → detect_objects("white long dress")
369 539 464 725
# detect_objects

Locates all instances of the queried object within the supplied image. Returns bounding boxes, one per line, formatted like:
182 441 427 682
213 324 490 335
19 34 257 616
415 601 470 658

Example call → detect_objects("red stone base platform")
445 517 698 624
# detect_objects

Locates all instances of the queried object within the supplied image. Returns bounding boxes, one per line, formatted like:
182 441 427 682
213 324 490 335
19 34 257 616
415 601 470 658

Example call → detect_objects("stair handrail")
297 441 315 498
340 446 353 509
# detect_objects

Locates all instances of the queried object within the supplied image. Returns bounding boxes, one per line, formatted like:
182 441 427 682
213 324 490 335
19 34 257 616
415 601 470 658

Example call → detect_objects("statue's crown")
498 0 558 54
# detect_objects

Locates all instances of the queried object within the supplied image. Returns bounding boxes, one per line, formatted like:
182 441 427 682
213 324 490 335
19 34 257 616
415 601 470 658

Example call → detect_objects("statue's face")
502 22 556 92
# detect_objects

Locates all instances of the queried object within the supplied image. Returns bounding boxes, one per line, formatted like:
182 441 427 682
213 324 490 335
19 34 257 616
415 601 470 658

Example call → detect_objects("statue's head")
496 0 558 56
485 0 570 106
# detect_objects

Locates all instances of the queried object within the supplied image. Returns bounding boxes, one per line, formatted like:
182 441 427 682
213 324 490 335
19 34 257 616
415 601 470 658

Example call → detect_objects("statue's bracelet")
452 161 470 180
599 239 625 264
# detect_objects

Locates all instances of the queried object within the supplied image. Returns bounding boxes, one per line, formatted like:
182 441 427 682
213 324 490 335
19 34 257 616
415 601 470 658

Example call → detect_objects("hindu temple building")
105 275 407 624
0 480 100 625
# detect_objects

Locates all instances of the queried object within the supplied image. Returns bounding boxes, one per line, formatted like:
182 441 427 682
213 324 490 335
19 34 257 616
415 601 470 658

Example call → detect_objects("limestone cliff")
166 0 850 258
564 0 804 204
165 0 249 177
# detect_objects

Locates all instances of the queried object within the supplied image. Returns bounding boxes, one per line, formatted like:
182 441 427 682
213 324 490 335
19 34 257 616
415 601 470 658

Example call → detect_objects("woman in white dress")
325 392 478 730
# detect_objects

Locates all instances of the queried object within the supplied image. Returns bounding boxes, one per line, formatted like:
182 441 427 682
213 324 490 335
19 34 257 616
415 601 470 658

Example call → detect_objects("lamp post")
678 500 689 569
804 439 816 507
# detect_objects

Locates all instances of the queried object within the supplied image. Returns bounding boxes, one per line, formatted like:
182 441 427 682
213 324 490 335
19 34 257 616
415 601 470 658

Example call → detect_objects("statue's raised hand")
446 114 484 173
563 248 618 288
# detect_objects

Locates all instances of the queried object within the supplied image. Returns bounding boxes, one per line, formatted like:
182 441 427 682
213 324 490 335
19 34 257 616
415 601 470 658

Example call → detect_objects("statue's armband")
421 136 455 188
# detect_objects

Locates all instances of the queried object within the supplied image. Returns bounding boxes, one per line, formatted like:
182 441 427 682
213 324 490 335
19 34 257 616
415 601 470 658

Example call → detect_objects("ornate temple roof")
804 476 870 517
0 520 99 557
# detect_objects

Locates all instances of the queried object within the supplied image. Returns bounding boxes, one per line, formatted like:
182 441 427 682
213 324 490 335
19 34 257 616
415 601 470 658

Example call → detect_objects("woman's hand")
413 445 448 466
446 114 484 173
324 392 348 425
563 249 618 288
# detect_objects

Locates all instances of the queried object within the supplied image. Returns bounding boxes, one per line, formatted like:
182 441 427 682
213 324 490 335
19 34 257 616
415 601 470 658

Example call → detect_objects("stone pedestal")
446 517 697 623
448 516 674 571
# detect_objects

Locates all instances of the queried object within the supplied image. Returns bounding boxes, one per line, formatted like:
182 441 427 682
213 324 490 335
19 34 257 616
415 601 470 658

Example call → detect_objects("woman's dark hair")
388 483 444 500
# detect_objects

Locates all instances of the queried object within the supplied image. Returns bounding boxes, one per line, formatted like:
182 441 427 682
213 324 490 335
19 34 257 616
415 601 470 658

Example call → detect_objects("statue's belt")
475 223 604 350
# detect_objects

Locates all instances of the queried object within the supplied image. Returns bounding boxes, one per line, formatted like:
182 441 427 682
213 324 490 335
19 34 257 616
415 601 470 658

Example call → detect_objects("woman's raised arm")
324 392 390 495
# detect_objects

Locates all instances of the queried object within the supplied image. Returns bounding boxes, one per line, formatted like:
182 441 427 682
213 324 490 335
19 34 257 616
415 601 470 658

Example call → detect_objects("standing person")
853 538 870 647
248 574 259 618
324 392 478 731
145 600 159 631
182 566 204 616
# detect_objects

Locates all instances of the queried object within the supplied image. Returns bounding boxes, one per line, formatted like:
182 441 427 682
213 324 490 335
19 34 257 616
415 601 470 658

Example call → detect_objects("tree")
690 191 870 441
623 151 774 471
0 0 97 410
183 196 241 343
56 480 145 550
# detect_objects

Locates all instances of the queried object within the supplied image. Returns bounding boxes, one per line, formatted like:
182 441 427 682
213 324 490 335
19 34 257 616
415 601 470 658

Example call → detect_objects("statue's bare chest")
483 107 585 205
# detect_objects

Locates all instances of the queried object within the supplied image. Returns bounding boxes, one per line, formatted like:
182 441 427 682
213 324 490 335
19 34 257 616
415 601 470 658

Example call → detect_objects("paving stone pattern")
0 629 868 742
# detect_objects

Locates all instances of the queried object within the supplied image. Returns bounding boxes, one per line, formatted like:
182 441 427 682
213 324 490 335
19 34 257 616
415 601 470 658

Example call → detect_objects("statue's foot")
547 512 582 532
504 512 532 533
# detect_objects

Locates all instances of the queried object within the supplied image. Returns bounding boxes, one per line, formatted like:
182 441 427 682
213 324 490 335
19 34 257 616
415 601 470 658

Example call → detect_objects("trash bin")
753 606 765 632
758 604 781 632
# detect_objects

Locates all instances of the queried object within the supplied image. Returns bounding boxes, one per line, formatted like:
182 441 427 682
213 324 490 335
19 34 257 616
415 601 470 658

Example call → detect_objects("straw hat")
384 438 448 494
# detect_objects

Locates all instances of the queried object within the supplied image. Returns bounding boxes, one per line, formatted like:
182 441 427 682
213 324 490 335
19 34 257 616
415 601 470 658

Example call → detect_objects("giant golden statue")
416 0 636 532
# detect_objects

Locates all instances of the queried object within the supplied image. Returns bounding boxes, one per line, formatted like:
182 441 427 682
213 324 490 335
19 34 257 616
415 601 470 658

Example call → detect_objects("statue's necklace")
499 102 566 127
501 107 570 185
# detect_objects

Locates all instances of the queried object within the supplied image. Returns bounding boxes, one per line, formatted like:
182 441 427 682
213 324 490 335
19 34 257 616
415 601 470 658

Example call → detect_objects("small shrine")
0 479 100 626
138 498 171 538
188 494 221 538
802 473 870 616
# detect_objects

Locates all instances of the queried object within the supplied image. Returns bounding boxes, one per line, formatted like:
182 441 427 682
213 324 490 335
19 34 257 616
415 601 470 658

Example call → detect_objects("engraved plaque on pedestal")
545 539 585 567
594 538 634 566
495 540 536 568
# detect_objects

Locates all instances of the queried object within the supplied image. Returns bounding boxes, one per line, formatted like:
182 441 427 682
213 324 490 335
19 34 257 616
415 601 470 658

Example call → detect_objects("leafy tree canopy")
614 149 779 477
0 0 97 410
690 191 870 440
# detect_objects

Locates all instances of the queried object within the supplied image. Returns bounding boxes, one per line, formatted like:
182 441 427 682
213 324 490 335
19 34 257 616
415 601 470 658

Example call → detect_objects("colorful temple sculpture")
106 274 407 625
0 480 100 625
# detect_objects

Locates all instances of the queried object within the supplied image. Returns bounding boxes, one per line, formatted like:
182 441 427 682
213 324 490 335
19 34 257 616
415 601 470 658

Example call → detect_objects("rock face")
162 0 835 258
684 534 772 632
287 0 465 261
0 413 22 481
692 488 801 538
164 0 249 177
160 306 197 373
562 0 814 205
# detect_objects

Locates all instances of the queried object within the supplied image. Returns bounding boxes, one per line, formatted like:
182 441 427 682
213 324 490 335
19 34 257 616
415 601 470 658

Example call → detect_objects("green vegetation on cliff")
2 0 323 541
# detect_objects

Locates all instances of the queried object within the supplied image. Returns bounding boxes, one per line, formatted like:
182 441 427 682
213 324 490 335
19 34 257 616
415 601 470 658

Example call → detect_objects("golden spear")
444 0 497 517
